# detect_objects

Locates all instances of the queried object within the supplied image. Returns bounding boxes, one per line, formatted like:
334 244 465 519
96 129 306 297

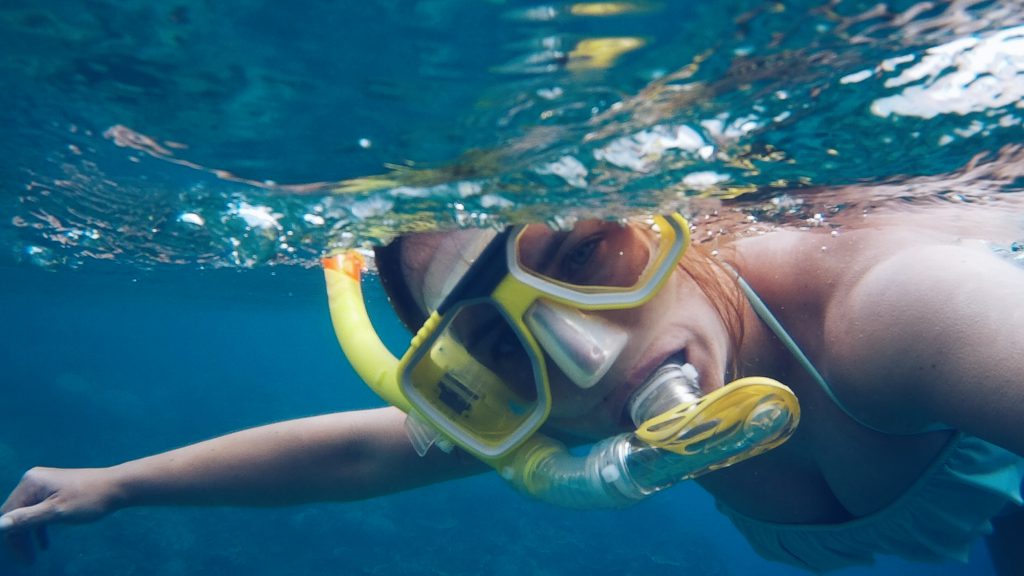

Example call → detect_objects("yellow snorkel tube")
323 249 800 508
323 252 411 413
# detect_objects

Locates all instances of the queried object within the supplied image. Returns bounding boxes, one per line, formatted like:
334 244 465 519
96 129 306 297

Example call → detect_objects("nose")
524 299 629 389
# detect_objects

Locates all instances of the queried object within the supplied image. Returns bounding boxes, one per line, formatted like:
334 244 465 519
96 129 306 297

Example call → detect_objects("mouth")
611 350 702 427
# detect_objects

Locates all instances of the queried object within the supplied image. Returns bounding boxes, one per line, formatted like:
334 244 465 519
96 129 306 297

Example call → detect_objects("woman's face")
397 222 733 441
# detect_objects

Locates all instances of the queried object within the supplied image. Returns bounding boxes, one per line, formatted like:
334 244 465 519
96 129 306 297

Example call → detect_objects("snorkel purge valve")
323 248 800 509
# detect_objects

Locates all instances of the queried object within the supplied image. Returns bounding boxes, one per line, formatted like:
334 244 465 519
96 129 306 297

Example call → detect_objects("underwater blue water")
2 0 1022 574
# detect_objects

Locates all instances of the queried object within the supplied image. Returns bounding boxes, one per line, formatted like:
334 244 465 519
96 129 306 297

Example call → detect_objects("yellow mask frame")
324 214 691 459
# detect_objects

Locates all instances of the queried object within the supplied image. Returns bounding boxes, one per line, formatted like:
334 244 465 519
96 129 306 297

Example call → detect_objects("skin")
2 202 1022 571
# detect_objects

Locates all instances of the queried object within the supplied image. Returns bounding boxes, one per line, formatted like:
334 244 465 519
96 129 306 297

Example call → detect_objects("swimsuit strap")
732 272 950 434
733 274 837 404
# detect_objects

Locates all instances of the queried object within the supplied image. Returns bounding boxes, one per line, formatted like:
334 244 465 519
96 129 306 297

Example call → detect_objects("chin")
546 413 622 441
611 347 730 428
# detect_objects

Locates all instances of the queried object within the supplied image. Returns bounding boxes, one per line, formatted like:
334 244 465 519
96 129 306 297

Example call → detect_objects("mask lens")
402 300 546 452
514 219 659 290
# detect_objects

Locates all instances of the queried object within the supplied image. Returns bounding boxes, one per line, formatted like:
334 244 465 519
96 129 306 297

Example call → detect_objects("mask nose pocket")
524 299 628 389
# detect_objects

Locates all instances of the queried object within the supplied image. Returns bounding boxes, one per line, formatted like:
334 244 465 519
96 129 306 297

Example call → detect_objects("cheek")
543 272 731 420
546 368 607 417
653 271 729 335
601 274 691 346
614 273 731 371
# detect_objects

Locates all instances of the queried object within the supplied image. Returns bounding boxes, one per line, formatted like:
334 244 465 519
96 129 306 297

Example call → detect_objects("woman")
3 200 1023 573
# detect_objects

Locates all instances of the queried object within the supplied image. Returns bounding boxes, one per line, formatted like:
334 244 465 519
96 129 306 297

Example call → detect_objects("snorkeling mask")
323 214 800 508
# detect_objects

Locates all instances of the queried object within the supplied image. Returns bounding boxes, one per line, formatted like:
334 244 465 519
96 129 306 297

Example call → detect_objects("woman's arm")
1 407 486 557
112 406 485 506
828 244 1024 454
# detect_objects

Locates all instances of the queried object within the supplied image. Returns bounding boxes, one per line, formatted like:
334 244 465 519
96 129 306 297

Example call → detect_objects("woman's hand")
1 467 121 563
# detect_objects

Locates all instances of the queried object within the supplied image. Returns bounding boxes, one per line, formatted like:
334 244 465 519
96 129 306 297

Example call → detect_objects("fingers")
1 467 52 520
1 468 66 566
0 500 59 533
0 501 57 566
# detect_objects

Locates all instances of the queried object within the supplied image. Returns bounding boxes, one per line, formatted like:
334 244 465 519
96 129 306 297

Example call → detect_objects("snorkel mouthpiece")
499 368 800 509
627 357 701 426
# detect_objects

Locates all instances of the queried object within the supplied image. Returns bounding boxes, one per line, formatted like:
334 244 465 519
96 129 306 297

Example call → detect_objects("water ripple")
3 0 1023 269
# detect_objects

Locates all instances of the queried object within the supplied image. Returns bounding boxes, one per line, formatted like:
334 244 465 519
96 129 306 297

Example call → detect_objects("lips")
603 348 692 427
626 354 702 425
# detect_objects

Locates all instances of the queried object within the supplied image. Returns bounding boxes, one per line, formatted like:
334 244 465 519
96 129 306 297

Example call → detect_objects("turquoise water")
2 1 1022 574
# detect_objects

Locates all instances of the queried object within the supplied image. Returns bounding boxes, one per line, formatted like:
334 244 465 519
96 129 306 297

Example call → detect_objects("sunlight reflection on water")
3 0 1023 270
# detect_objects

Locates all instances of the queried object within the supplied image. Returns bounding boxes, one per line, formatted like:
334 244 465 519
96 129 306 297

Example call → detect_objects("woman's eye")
561 236 601 282
492 330 520 359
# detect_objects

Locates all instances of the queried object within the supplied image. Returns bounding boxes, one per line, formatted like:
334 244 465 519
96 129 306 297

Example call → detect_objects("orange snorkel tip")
322 251 365 279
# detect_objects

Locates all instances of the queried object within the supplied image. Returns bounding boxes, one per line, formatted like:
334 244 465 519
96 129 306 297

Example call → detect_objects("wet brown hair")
676 244 747 374
374 237 428 332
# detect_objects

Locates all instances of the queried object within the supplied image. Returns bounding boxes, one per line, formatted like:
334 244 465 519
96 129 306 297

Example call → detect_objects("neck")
721 237 833 386
729 280 795 383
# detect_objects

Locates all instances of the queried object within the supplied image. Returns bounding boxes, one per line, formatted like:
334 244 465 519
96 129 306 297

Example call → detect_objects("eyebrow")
465 312 500 347
531 230 569 276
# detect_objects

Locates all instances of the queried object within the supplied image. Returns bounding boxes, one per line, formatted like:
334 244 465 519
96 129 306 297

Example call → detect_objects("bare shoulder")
822 237 1024 447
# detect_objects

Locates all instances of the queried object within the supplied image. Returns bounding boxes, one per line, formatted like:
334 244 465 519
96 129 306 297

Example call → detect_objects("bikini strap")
733 275 835 403
732 272 949 434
